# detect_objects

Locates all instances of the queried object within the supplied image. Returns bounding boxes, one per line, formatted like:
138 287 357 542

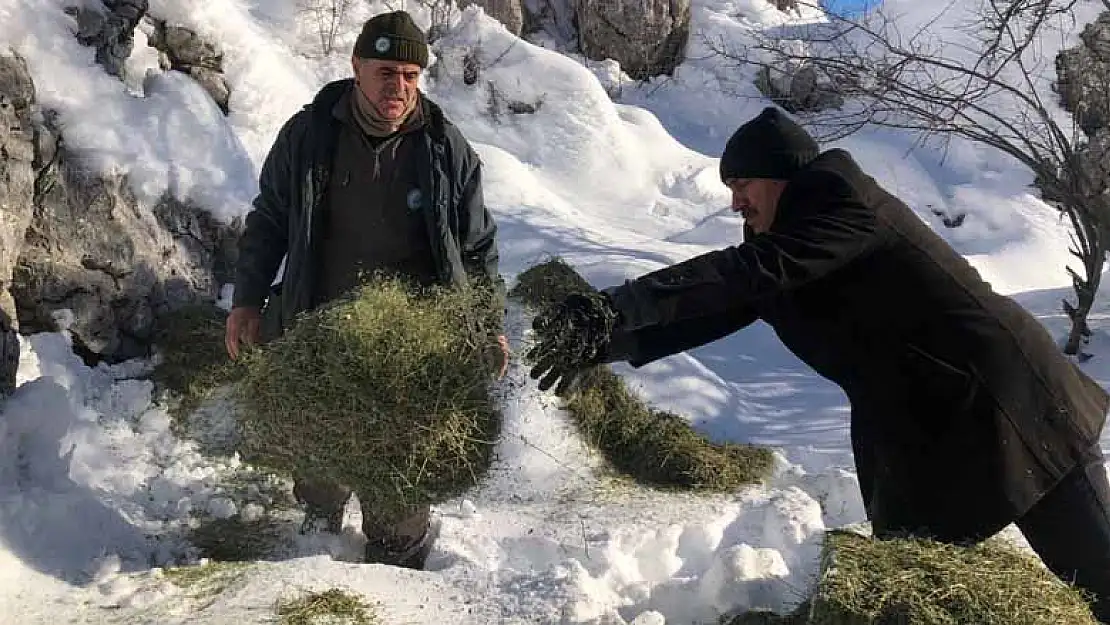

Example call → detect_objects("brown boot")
362 504 434 569
364 528 435 569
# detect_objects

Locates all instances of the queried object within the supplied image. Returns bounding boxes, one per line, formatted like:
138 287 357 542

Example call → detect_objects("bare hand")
225 306 262 359
496 334 510 379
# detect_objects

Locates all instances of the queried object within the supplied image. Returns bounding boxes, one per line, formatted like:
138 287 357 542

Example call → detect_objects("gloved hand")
527 292 620 395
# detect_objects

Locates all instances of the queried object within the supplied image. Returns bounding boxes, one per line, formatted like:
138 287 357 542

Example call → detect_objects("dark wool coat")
605 148 1109 541
232 79 503 336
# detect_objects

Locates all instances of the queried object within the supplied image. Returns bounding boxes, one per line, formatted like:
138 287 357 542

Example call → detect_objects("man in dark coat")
528 107 1110 620
224 11 506 570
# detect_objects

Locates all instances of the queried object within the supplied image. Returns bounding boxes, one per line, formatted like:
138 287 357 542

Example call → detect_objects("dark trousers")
293 475 431 551
1016 444 1110 623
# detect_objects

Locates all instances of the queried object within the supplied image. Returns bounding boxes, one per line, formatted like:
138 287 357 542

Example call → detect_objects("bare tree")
374 0 454 41
706 0 1110 356
299 0 356 56
412 0 455 42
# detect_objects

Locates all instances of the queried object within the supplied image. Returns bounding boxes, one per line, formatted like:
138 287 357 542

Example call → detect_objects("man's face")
352 57 422 120
726 178 787 234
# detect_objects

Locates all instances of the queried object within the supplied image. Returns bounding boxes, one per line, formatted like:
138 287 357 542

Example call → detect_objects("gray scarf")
351 85 422 137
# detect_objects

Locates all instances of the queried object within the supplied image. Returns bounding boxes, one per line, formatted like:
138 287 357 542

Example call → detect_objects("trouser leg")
1016 443 1110 624
293 475 351 534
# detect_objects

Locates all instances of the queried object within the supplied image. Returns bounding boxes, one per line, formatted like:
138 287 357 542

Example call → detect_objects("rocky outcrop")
755 63 844 113
71 0 149 79
14 145 240 361
521 0 576 40
1055 12 1110 136
0 51 36 393
0 52 39 329
576 0 692 80
460 0 525 36
146 20 231 114
1051 9 1110 202
0 50 239 365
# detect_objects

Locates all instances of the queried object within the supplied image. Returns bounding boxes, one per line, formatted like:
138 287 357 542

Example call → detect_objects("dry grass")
276 588 378 625
186 514 290 562
727 529 1098 624
569 366 774 490
162 560 253 602
511 258 774 491
808 530 1099 624
235 277 502 521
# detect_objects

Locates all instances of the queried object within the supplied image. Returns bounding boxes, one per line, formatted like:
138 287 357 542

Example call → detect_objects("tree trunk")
1063 236 1106 357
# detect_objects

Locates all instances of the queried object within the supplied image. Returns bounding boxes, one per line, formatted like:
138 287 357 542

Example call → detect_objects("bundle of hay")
511 258 774 491
235 278 502 519
730 530 1099 624
808 530 1098 624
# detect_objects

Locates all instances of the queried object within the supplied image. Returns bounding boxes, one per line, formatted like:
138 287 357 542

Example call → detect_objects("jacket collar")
307 79 449 141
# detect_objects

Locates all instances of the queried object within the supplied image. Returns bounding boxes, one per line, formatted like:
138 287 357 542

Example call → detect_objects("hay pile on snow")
731 529 1099 624
512 258 774 491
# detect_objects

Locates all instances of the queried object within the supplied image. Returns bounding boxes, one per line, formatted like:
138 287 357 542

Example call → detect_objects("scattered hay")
796 530 1098 625
511 258 774 491
276 588 378 625
150 303 243 423
187 515 289 562
163 560 253 601
509 257 595 308
236 277 502 521
572 366 773 489
726 610 806 625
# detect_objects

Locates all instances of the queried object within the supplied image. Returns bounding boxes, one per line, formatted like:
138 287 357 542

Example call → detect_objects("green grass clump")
570 366 774 490
150 303 243 422
726 531 1098 624
509 257 595 308
276 588 378 625
511 258 774 491
796 530 1097 625
235 277 502 521
186 515 289 562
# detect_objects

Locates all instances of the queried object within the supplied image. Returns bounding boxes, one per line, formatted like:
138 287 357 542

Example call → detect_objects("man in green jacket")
224 11 506 569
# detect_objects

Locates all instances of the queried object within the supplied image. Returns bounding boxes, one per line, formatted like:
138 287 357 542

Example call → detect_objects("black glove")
527 292 620 395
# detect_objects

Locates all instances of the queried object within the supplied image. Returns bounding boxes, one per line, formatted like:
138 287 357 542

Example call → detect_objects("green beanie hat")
353 11 429 68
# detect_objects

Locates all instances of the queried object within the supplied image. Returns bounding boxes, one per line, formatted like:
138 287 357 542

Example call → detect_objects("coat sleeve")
607 170 880 332
232 116 298 309
605 302 759 367
456 145 506 331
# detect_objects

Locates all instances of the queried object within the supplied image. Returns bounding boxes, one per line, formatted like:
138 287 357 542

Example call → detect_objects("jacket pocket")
900 343 980 437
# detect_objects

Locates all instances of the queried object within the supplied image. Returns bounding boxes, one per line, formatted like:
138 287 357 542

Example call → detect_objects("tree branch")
708 0 1108 354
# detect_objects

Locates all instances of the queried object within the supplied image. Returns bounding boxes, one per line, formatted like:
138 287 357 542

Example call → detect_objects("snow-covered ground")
1 0 1108 623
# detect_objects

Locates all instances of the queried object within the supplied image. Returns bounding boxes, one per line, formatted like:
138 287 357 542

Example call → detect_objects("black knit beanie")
719 107 819 181
353 11 429 68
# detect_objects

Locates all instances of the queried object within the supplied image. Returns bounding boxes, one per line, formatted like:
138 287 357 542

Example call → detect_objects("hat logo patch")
375 36 391 53
407 188 423 211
